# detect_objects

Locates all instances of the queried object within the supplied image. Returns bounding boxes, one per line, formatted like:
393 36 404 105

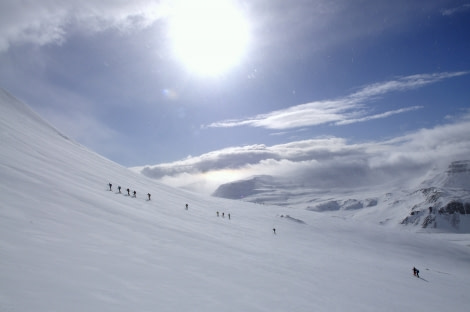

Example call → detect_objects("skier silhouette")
217 211 219 217
108 183 112 191
147 193 151 200
133 190 136 198
413 267 420 278
127 188 130 196
273 228 276 234
185 204 188 210
118 186 121 193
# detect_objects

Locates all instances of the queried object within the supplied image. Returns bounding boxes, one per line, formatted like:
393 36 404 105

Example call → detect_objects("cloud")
441 3 470 16
139 112 470 194
0 0 168 52
336 106 423 125
205 71 468 130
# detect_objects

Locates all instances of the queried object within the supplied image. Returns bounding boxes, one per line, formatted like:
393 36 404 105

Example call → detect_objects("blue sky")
1 0 470 193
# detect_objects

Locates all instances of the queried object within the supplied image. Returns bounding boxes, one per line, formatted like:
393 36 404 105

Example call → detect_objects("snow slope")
1 88 470 312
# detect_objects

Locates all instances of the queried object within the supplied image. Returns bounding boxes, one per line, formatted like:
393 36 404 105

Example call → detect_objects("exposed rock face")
400 161 470 230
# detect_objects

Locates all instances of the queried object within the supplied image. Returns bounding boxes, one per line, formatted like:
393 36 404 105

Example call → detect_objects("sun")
168 0 250 76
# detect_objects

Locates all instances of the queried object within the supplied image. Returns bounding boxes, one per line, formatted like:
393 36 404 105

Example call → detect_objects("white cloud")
336 106 423 125
0 0 168 52
206 71 468 130
140 113 470 194
441 3 470 16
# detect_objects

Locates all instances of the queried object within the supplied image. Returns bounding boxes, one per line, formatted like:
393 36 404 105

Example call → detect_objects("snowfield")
1 88 470 312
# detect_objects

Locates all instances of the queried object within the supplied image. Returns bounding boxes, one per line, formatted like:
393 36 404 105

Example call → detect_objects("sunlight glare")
168 0 250 76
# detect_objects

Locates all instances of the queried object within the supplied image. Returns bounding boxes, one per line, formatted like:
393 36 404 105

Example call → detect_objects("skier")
222 212 224 218
118 186 121 193
413 267 420 278
127 188 130 196
273 228 276 234
217 211 219 217
228 213 231 220
108 183 112 191
185 203 188 210
147 193 151 200
133 190 136 198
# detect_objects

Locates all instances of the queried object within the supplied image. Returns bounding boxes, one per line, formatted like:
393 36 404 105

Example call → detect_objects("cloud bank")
0 0 168 52
138 112 470 194
206 71 468 130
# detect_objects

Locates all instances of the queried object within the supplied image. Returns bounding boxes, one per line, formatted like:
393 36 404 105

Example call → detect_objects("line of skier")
106 183 273 234
108 183 227 216
108 183 151 200
216 211 231 219
107 182 237 222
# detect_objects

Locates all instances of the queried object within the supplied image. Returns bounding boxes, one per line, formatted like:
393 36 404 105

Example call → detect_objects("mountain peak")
420 160 470 190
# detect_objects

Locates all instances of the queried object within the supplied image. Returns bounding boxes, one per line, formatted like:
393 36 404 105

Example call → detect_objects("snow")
213 165 470 232
1 87 470 311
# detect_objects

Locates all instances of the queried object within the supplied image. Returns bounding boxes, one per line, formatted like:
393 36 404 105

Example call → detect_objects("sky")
1 0 470 193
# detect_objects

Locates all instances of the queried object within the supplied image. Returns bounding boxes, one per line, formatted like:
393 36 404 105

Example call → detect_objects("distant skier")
217 211 219 217
147 193 151 200
127 188 130 196
133 190 136 198
273 228 276 234
413 267 420 278
222 212 224 218
118 186 121 193
228 213 231 220
185 204 188 210
108 183 112 191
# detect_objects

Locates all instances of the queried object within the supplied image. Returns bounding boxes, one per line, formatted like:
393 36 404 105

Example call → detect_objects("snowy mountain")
1 88 470 311
213 160 470 232
419 160 470 190
400 160 470 230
